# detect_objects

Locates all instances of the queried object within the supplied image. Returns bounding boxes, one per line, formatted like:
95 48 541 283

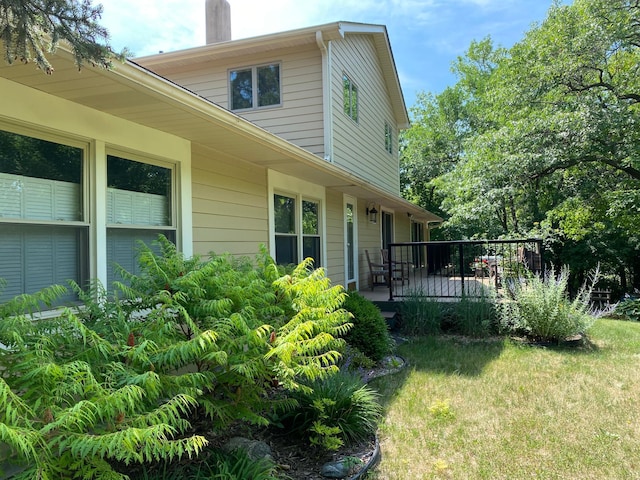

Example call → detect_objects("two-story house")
136 0 441 290
0 1 439 304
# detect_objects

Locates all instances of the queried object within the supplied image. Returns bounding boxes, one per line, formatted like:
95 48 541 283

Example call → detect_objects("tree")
0 0 125 73
402 0 640 291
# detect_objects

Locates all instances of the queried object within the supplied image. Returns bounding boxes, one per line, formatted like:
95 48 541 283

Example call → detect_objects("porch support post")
458 243 465 296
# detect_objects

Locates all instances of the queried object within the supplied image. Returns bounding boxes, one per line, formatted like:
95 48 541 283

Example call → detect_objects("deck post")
458 243 465 296
388 248 394 301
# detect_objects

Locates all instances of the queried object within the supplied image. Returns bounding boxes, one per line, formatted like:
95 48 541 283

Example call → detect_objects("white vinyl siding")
325 190 345 286
331 35 401 195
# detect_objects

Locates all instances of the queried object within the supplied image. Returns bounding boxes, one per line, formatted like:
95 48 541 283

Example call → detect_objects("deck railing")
386 239 544 300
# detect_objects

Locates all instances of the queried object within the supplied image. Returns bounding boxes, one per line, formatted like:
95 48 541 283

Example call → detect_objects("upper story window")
343 73 358 122
229 63 281 111
385 121 393 154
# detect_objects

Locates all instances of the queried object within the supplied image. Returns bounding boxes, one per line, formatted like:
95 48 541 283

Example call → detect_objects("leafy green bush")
342 292 392 362
399 290 442 335
399 290 496 337
340 344 376 372
0 237 352 478
450 294 497 337
277 371 382 451
133 448 278 480
614 298 640 322
106 237 351 429
499 266 596 342
0 286 207 480
129 449 278 480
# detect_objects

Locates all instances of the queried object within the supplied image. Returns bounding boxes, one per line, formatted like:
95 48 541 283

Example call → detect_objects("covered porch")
359 239 543 302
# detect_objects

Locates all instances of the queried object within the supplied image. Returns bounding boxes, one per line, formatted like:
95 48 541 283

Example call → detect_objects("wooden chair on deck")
365 250 389 291
381 248 410 285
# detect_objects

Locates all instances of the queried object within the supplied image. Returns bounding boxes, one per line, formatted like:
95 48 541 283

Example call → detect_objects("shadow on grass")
368 331 600 413
398 335 506 376
367 334 506 411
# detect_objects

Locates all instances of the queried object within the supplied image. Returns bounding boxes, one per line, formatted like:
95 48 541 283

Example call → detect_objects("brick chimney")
206 0 231 44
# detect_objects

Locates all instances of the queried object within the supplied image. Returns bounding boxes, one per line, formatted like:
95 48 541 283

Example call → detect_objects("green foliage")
133 448 279 480
399 290 442 335
102 237 350 430
0 236 352 477
277 371 382 452
402 0 640 292
428 400 455 421
500 266 596 342
0 0 127 73
342 292 392 362
614 298 640 322
0 289 207 479
340 345 375 372
399 290 496 337
207 449 279 480
450 295 497 337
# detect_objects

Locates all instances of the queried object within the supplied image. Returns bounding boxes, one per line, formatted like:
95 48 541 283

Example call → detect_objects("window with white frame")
273 193 322 266
302 199 321 263
343 73 358 122
229 63 281 110
385 121 393 154
274 193 297 265
0 128 89 304
106 154 175 287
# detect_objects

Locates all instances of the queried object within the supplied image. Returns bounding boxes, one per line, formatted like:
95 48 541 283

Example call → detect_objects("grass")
369 319 640 479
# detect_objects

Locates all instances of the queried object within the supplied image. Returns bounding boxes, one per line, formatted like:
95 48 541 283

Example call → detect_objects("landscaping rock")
222 436 273 462
321 459 351 478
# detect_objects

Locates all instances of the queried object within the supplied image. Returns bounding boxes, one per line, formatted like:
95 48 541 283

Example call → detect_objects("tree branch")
532 155 640 181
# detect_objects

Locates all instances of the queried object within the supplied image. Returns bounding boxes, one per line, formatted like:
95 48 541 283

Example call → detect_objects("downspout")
316 31 333 163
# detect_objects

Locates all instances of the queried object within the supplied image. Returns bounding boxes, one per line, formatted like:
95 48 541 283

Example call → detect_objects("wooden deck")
359 271 500 303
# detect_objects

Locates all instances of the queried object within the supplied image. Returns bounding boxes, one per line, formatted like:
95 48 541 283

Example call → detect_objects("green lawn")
370 319 640 479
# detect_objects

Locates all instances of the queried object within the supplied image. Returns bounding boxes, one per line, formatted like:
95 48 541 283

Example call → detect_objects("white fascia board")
337 22 387 37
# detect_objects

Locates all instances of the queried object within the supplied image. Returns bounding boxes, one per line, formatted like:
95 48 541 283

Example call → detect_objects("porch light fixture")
366 204 378 223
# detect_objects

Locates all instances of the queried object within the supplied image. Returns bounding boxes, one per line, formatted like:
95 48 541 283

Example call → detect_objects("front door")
382 211 394 250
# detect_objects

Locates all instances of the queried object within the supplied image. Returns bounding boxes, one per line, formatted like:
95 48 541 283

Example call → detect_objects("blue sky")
101 0 559 110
